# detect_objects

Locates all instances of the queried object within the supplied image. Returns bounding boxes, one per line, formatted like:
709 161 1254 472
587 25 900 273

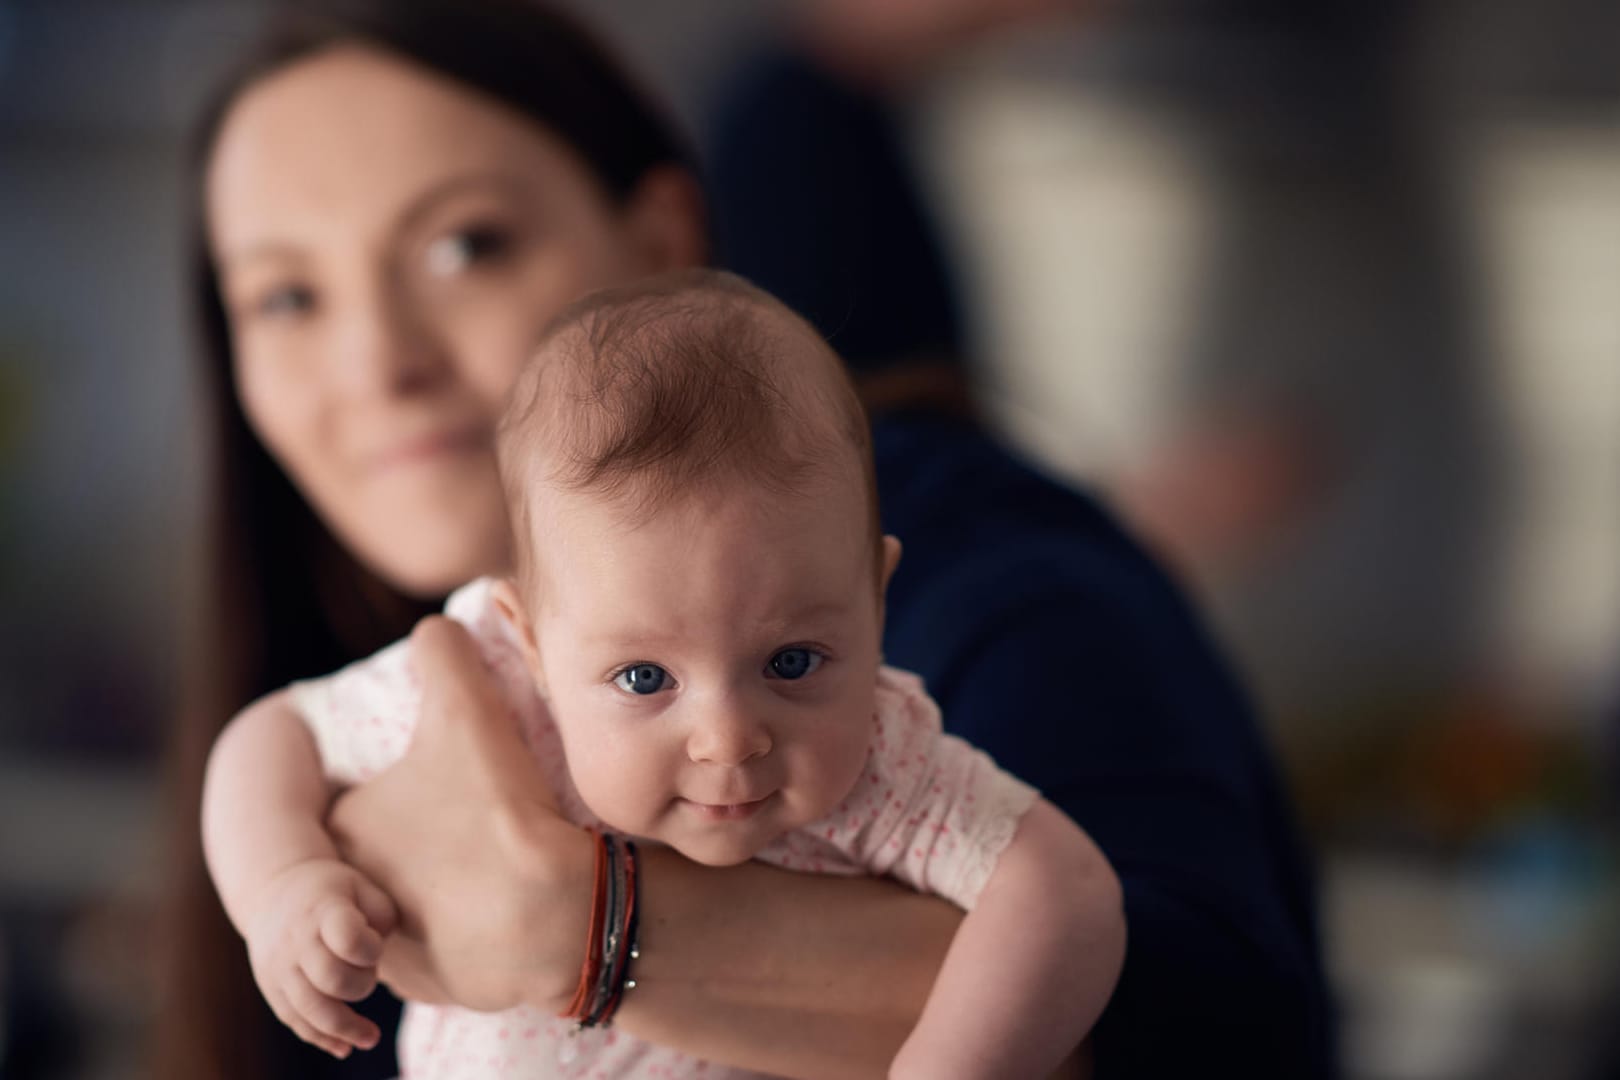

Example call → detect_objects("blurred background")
1 0 1617 1077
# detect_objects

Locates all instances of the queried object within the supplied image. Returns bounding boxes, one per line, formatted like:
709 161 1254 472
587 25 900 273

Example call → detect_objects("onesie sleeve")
285 577 538 787
839 667 1039 909
286 636 420 787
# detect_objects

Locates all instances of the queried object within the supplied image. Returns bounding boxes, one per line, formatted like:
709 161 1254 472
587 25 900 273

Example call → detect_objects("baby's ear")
880 535 903 591
875 535 903 636
489 577 545 689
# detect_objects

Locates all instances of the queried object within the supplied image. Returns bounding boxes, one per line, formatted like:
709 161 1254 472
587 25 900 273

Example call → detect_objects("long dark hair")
154 2 695 1076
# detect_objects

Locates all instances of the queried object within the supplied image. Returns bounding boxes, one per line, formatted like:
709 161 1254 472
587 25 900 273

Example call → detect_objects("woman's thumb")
353 876 399 938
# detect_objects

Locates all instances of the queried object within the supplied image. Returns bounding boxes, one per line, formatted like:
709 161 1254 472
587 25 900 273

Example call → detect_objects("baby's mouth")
681 794 774 821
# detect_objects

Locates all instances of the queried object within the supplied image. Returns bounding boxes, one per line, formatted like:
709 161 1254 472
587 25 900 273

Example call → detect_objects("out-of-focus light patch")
1471 120 1620 708
1350 958 1508 1080
920 70 1215 485
1330 843 1618 1080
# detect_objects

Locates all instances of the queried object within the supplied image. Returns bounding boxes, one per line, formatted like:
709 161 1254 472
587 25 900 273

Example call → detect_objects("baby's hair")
497 269 881 584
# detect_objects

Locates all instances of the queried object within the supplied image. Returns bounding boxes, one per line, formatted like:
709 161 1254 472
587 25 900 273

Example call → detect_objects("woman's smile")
367 424 492 474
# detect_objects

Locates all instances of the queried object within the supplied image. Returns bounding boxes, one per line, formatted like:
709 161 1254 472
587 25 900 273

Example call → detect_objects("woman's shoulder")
873 412 1138 572
871 412 1257 763
874 413 1198 646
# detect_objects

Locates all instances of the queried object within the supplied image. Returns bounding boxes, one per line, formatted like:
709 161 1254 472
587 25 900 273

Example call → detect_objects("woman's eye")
253 284 316 320
613 663 670 696
425 223 514 277
767 648 823 681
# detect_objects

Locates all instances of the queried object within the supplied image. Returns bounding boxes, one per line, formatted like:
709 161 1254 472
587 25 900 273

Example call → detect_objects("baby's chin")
576 829 767 867
671 842 762 868
660 817 785 867
589 791 843 866
627 821 785 868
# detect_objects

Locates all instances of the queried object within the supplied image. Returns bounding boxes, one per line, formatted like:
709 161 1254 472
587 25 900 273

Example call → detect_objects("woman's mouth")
371 426 490 472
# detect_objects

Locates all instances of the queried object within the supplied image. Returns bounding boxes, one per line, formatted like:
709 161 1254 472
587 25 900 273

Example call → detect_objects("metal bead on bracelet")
558 830 641 1064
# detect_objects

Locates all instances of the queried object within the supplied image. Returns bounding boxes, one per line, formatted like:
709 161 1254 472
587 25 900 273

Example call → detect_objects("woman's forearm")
614 850 962 1079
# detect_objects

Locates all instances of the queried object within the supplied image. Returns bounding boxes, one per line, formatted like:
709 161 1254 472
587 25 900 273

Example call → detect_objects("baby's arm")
889 798 1125 1079
201 689 397 1059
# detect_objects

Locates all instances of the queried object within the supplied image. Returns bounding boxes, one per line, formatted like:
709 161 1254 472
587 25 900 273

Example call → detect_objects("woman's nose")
332 278 450 398
685 698 772 767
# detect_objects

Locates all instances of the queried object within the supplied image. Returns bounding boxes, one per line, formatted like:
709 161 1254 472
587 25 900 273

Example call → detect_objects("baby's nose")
686 701 772 766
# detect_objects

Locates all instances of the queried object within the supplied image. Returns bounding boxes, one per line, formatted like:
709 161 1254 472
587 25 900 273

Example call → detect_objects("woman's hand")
325 616 592 1014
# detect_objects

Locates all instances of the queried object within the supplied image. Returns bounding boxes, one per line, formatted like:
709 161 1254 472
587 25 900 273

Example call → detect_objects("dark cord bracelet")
564 832 640 1032
588 838 640 1027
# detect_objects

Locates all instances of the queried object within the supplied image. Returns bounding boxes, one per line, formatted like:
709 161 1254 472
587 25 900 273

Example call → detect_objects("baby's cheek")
569 738 667 832
810 716 874 811
548 723 618 819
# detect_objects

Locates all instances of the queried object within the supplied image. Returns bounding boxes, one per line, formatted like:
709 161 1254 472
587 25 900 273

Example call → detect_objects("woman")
157 0 1331 1076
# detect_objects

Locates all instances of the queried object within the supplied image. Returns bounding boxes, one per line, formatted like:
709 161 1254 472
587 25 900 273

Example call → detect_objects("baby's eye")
425 223 514 277
613 663 670 696
767 648 823 681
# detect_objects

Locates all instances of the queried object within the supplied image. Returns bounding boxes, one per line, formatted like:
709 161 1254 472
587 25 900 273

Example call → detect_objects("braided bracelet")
560 831 641 1030
560 829 609 1022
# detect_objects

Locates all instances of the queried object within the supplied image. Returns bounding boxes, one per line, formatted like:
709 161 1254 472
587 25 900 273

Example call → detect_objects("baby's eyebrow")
782 599 855 623
574 605 850 651
573 624 684 649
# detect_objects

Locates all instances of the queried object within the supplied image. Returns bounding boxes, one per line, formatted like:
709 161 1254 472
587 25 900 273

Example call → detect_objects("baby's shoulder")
443 577 508 646
873 664 944 740
438 576 543 702
860 665 952 788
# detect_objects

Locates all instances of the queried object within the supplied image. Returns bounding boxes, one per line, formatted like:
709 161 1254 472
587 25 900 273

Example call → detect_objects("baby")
203 270 1125 1078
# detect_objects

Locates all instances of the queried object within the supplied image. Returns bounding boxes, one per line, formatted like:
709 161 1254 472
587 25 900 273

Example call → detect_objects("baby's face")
514 481 894 866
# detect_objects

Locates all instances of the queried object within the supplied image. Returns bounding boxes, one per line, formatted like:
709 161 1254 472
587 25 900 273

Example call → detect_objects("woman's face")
207 46 697 595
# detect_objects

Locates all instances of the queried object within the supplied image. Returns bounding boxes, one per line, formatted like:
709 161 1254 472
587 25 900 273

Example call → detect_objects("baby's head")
490 270 900 865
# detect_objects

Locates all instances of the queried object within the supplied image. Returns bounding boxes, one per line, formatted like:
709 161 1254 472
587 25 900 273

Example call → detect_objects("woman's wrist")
496 808 599 1013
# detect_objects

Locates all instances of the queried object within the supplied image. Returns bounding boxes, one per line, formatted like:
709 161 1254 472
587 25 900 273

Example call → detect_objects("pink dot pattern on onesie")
290 578 1038 1078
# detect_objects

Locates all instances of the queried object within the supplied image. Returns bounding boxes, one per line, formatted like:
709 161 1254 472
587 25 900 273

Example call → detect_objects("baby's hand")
243 856 398 1059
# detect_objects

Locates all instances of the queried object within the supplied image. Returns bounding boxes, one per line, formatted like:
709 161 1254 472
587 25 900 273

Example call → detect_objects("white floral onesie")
290 578 1039 1079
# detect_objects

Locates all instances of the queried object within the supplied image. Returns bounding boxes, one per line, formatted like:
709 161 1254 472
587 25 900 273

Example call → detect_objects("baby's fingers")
320 900 386 969
267 985 355 1060
287 967 381 1052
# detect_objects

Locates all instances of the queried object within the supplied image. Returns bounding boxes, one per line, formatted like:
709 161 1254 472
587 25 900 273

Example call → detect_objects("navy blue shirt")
874 410 1334 1077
